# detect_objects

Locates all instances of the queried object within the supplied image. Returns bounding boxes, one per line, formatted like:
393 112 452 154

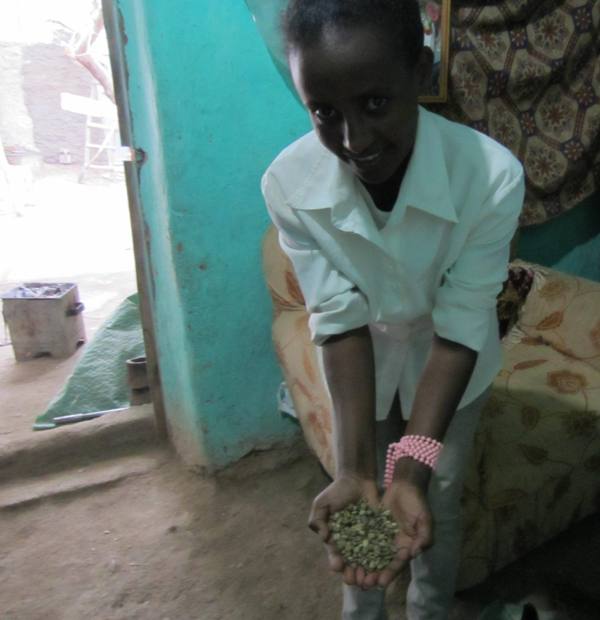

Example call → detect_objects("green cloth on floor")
34 294 145 430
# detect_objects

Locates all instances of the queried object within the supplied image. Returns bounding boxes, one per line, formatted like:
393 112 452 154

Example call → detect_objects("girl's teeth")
356 152 380 162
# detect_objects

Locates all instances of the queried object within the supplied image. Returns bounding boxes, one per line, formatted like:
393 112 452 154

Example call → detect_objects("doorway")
0 0 137 443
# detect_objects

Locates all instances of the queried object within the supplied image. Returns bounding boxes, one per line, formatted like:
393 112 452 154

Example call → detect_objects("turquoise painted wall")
117 0 310 469
517 191 600 282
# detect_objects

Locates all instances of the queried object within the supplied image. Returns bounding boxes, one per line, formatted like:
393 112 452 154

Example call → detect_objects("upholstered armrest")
262 226 306 313
263 226 335 475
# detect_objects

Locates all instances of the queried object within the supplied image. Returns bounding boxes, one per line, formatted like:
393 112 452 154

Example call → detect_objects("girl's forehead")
299 23 400 67
289 25 414 99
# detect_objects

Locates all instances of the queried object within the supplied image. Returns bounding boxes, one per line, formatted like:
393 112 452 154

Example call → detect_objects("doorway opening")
0 0 140 445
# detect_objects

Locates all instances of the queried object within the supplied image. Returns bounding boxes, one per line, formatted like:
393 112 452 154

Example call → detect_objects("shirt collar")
394 107 458 224
287 106 458 225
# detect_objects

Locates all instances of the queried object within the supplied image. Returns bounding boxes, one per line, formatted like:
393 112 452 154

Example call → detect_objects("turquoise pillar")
116 0 310 469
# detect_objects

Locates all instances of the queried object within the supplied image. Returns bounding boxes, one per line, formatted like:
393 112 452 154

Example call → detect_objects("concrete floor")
2 167 600 619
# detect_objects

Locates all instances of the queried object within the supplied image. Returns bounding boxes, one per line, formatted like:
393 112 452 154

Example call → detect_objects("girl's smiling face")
288 24 432 190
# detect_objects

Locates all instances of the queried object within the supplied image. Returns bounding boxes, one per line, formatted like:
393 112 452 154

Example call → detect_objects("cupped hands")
308 475 433 590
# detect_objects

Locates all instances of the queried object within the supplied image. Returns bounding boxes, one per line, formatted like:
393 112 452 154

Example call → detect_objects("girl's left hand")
356 480 434 590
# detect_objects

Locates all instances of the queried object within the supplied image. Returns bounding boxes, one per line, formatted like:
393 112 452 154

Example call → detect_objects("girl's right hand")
308 475 379 585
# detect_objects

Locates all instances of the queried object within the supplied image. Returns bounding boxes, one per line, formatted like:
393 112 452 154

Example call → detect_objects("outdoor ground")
0 163 136 442
2 165 600 619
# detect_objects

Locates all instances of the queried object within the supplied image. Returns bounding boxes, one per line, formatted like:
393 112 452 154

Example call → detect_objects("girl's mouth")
347 150 384 167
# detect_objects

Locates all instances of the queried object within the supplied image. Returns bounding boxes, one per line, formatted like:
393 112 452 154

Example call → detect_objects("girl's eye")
365 97 389 112
313 106 338 122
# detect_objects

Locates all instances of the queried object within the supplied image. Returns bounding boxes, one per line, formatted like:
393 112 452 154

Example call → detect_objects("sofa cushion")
457 333 600 588
514 262 600 374
481 339 600 502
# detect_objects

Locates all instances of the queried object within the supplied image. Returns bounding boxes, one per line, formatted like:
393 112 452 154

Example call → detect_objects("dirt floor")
1 444 340 620
2 438 600 620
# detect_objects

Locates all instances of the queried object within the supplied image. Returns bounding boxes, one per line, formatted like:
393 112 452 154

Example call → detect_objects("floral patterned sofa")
262 225 600 589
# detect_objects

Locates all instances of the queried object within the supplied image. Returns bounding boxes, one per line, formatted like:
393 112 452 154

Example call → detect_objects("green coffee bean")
328 499 399 572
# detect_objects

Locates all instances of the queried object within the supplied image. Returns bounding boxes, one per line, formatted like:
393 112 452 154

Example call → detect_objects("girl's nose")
342 118 372 155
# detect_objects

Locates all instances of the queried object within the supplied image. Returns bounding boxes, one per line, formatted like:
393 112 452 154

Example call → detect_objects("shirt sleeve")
262 172 370 345
432 162 525 352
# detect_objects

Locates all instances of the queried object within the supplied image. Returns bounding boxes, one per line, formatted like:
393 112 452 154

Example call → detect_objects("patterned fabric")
460 262 600 587
428 0 600 225
262 227 600 588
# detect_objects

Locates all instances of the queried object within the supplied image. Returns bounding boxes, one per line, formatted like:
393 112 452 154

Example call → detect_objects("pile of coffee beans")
329 500 399 572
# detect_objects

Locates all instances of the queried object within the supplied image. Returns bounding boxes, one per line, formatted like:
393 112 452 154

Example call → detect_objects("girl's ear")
415 46 434 94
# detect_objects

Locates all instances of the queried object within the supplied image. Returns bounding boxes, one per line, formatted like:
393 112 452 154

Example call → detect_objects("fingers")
325 541 345 573
308 503 330 542
354 565 366 588
326 546 364 589
410 511 434 557
376 567 396 589
343 564 357 586
376 545 412 588
363 487 380 510
356 567 387 591
361 571 380 590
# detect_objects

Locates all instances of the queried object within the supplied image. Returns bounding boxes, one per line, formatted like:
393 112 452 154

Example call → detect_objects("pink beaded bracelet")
383 435 443 489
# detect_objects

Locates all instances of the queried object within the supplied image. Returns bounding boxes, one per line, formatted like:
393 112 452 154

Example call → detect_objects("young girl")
261 1 524 617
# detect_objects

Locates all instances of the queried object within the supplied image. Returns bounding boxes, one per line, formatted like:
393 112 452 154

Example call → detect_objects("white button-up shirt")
262 107 524 420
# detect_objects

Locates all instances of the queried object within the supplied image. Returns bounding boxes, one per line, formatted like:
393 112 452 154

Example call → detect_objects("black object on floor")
521 603 539 620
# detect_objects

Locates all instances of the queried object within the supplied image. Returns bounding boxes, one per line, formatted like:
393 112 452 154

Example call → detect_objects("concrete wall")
116 0 310 469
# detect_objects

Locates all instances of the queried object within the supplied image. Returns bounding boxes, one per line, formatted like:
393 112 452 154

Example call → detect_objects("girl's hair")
282 0 424 68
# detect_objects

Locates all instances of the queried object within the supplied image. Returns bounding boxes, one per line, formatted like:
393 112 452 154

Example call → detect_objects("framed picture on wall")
418 0 451 103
